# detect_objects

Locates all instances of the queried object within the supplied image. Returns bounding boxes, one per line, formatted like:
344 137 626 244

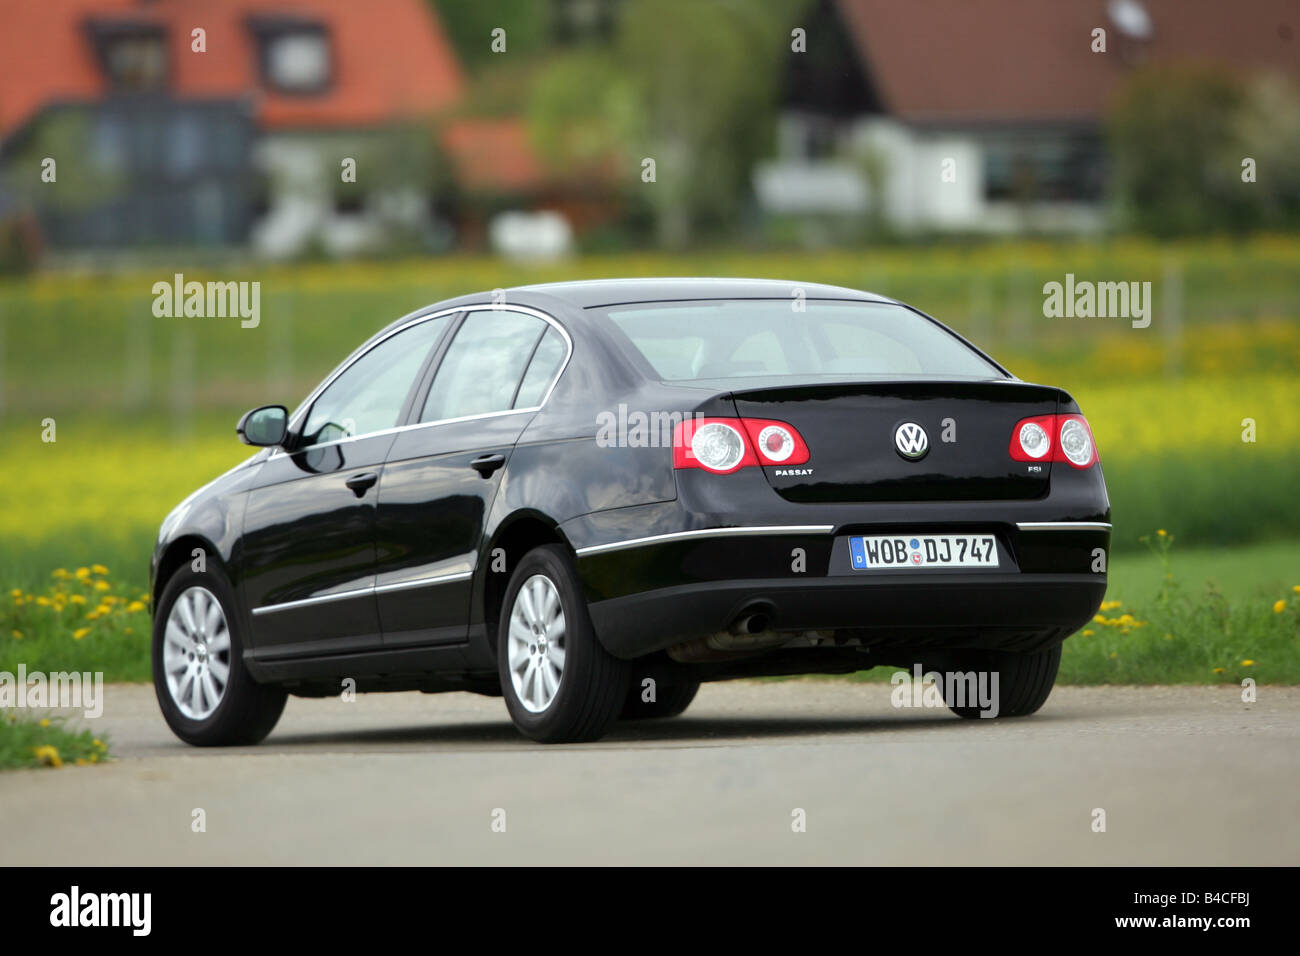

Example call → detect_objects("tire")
152 566 287 746
935 644 1061 719
621 657 700 720
496 545 629 743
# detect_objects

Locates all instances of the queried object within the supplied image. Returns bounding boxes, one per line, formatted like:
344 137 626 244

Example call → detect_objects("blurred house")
0 0 470 258
758 0 1300 234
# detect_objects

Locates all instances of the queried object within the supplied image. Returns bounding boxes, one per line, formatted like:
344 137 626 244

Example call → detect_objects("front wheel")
935 644 1061 719
152 567 286 746
497 545 629 743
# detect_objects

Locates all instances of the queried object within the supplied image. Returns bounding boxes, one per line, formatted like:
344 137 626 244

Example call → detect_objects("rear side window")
605 300 1002 383
513 327 567 408
421 310 546 422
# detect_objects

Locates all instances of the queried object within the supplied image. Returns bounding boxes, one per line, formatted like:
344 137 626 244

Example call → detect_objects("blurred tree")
430 0 547 73
616 0 802 247
527 49 636 177
1233 72 1300 229
1108 65 1300 236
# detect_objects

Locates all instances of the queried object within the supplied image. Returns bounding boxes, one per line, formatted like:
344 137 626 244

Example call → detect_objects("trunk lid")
728 380 1059 502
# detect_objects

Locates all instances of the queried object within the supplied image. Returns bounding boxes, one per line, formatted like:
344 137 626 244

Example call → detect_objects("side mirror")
237 405 289 447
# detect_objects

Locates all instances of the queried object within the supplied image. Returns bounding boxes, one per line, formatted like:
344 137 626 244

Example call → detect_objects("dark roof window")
86 21 168 92
249 18 332 95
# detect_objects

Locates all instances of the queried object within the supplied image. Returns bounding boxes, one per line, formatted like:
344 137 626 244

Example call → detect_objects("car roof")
371 277 902 344
507 277 897 309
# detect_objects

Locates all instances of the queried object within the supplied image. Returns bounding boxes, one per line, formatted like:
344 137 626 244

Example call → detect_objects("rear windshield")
604 299 1004 385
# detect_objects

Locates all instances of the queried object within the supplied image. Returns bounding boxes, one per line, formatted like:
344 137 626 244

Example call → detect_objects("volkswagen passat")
151 279 1109 744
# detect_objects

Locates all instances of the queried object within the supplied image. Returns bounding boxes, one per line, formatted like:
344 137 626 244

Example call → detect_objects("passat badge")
894 422 929 460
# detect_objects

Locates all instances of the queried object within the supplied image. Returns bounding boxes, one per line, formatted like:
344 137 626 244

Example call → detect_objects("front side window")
420 311 549 423
605 300 1003 384
300 316 449 447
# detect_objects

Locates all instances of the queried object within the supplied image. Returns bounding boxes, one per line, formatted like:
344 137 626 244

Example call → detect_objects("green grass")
0 713 109 771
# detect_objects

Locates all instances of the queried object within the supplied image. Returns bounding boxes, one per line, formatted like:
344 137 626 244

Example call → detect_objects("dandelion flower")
91 564 109 575
1157 529 1167 537
1213 667 1225 674
93 581 110 592
11 630 22 640
39 718 50 728
32 745 62 768
72 628 89 640
9 588 21 599
74 567 90 579
1274 600 1286 614
1082 629 1094 637
126 601 145 612
1242 659 1255 667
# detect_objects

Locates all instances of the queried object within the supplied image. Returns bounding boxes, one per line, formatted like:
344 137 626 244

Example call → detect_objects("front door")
241 313 453 657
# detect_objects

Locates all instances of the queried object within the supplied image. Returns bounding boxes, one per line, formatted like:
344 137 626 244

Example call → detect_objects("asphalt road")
3 682 1297 865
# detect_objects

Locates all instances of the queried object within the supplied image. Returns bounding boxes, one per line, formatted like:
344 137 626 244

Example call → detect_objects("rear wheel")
936 644 1061 719
497 545 628 743
622 657 700 720
152 567 286 745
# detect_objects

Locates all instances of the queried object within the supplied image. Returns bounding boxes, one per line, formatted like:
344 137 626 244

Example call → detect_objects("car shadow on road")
262 709 1075 750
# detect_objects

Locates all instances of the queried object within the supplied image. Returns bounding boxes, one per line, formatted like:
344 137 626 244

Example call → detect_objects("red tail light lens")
673 417 810 473
1009 414 1098 468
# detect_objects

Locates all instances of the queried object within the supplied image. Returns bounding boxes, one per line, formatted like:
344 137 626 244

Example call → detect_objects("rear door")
375 309 569 648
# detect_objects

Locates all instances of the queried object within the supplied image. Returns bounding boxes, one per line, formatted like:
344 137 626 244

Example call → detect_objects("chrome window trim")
574 525 835 557
269 303 572 461
252 570 474 616
1015 521 1113 531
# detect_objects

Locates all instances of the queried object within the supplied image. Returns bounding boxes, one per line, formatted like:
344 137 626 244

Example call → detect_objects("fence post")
170 324 194 443
1162 253 1184 378
267 291 293 404
124 298 152 410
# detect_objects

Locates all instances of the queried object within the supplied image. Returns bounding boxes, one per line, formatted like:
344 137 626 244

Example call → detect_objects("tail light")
673 417 810 473
1009 414 1098 469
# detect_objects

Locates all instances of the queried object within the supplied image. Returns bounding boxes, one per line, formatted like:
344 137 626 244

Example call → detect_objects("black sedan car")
151 278 1109 744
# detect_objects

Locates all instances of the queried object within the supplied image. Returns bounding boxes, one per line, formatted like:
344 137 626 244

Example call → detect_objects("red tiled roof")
443 118 546 193
836 0 1300 124
0 0 464 138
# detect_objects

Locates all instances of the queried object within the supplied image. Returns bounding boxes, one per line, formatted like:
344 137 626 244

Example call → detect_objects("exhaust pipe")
729 612 770 636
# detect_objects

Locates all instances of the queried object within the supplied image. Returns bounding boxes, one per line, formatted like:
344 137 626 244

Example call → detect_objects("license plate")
848 534 999 570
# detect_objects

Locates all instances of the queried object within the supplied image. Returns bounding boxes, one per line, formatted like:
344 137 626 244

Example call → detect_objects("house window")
983 135 1104 203
88 23 167 91
250 19 331 94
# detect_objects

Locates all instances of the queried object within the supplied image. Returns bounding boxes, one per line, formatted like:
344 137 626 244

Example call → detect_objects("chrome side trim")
252 570 473 616
269 303 573 461
574 525 836 557
250 587 374 617
373 571 473 595
1016 521 1113 531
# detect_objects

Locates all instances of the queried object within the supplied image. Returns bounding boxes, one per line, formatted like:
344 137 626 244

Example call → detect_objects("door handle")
345 472 379 496
470 454 506 478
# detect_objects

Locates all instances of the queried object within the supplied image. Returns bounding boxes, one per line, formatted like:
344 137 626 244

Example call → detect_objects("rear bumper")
587 571 1105 658
563 501 1110 660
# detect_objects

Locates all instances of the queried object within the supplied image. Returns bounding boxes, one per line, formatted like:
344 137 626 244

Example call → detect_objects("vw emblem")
894 422 929 460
